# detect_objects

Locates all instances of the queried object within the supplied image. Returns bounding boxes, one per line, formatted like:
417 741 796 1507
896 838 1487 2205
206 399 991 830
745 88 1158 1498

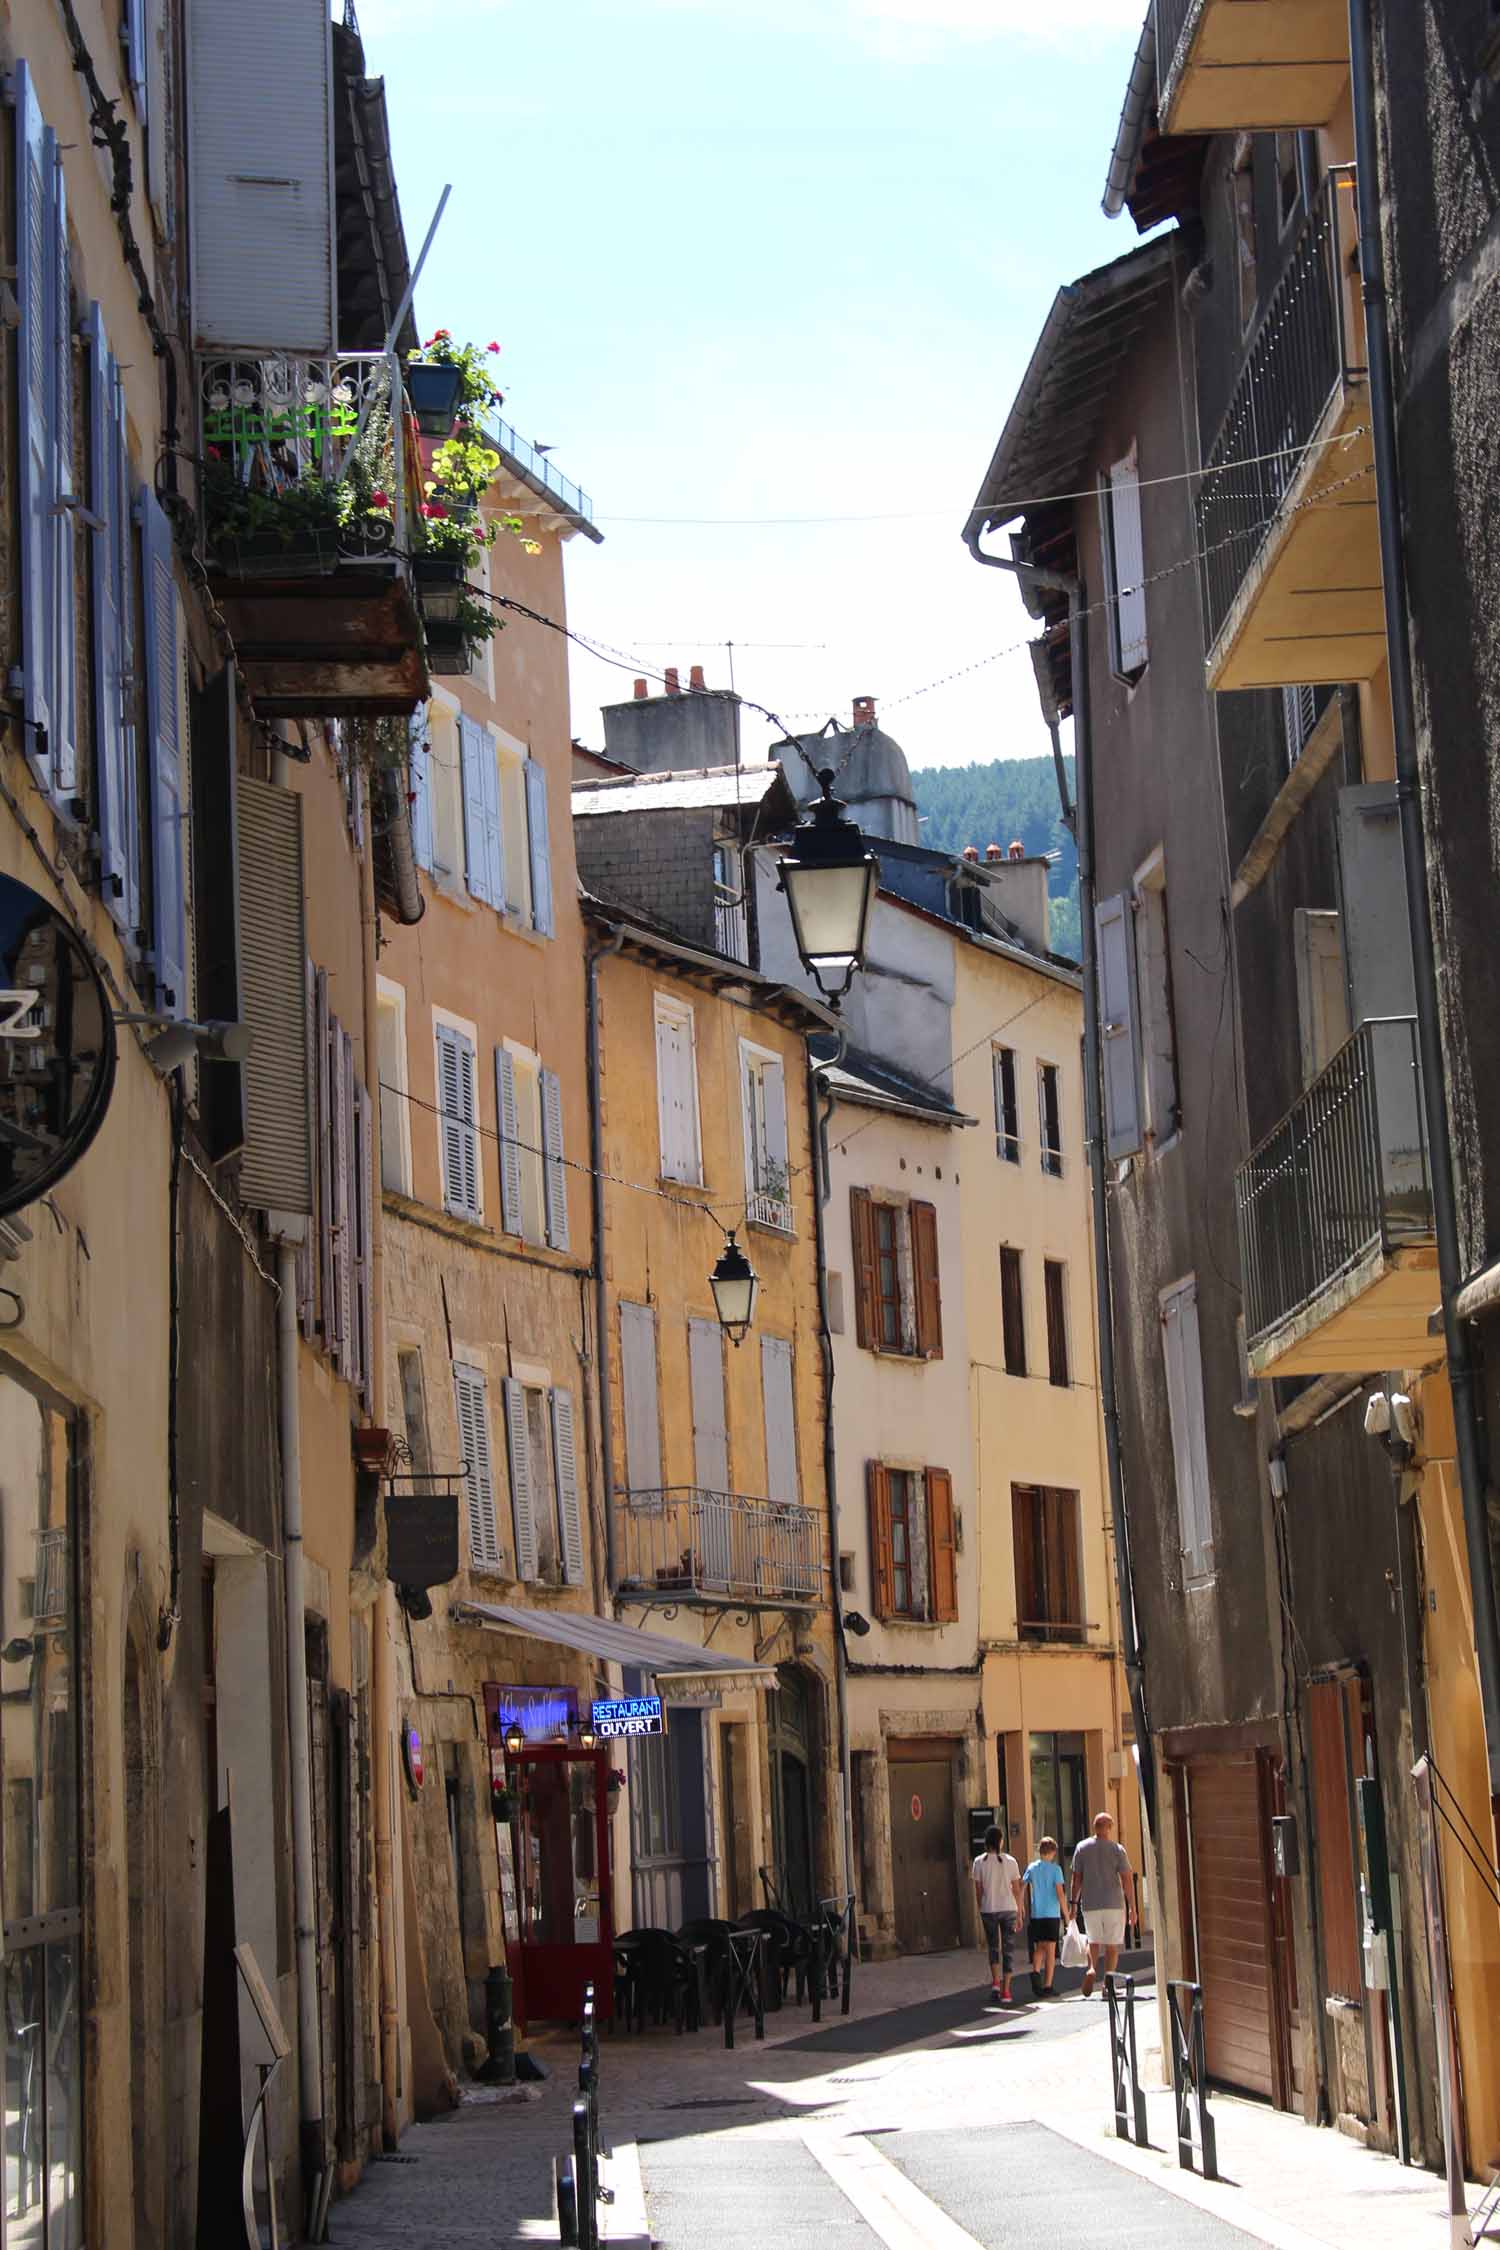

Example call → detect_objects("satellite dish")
0 874 117 1219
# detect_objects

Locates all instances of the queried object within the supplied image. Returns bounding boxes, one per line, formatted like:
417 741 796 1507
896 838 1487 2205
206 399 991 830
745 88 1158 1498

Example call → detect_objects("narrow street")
327 1953 1462 2250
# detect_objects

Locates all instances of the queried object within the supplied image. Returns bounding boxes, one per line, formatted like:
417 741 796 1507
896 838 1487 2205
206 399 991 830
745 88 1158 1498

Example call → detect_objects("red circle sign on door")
910 1793 923 1822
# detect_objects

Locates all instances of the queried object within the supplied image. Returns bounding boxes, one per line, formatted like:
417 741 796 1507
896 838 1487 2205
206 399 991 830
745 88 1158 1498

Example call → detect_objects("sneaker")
1000 1986 1013 2005
990 1980 1003 1999
1081 1969 1095 1997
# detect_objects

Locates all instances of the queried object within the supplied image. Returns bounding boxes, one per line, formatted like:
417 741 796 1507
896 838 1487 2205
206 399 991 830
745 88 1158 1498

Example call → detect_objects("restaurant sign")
590 1694 664 1740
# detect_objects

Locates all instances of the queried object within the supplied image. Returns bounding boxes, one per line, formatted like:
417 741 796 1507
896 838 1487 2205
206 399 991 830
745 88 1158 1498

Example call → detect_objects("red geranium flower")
371 488 390 509
487 342 501 354
421 502 447 520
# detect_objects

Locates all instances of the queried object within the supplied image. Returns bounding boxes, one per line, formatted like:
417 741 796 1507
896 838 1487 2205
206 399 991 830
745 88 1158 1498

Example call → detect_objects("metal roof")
572 767 791 817
963 234 1178 538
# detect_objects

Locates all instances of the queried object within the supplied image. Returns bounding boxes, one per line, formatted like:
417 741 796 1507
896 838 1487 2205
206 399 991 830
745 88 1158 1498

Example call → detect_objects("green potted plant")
422 586 502 674
404 331 503 439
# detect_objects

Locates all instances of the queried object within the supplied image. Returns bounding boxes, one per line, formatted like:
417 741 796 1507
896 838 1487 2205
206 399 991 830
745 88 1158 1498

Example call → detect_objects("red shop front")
500 1739 616 2029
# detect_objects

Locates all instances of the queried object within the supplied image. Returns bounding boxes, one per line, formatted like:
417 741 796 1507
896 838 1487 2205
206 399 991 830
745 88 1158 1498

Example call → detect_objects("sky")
353 0 1148 773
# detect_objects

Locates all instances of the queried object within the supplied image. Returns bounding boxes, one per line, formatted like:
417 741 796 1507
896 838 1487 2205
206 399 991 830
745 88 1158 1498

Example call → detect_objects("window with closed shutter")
236 779 311 1213
760 1336 798 1506
454 1364 502 1570
409 714 434 872
1096 893 1143 1160
1044 1260 1069 1387
1106 449 1148 678
525 759 553 936
1000 1246 1026 1376
48 136 76 799
849 1188 880 1350
866 1462 895 1620
87 306 137 930
435 1022 481 1220
1012 1485 1083 1642
910 1201 942 1359
619 1301 662 1494
460 716 503 908
927 1468 957 1621
503 1377 538 1583
141 488 188 1019
654 996 702 1185
15 66 55 795
495 1046 523 1234
689 1319 729 1492
540 1066 569 1250
550 1389 585 1585
1161 1276 1215 1582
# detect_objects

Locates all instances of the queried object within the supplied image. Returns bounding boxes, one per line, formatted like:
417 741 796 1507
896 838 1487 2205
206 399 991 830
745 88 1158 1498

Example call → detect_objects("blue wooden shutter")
495 1046 522 1234
551 1389 584 1585
408 712 432 871
15 65 53 789
111 360 140 935
459 715 490 904
140 488 188 1017
1096 892 1142 1161
541 1066 569 1250
48 137 76 798
483 735 505 909
454 1365 502 1570
525 759 553 936
503 1376 537 1582
87 308 134 929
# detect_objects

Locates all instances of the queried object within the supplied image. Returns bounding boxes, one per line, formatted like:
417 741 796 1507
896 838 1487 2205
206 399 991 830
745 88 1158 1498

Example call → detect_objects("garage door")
1187 1755 1276 2100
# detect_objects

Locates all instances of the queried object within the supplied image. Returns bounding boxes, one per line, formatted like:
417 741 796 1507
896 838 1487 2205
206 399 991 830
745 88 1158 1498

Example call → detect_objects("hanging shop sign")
0 873 116 1218
485 1682 579 1753
402 1723 425 1794
590 1693 664 1741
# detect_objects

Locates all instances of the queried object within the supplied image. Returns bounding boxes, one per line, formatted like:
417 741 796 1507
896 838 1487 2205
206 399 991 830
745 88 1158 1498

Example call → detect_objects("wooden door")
889 1752 960 1954
1186 1754 1279 2101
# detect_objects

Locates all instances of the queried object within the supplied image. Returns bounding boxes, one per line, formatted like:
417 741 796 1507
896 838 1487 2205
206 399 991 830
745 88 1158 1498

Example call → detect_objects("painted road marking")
802 2127 986 2250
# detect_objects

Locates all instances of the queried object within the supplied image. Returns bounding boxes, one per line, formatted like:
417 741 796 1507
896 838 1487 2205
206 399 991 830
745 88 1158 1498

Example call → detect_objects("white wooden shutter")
503 1377 537 1582
1096 893 1142 1161
186 0 335 353
1161 1278 1214 1580
125 0 149 108
459 715 489 904
48 138 76 798
1294 908 1350 1086
541 1066 569 1250
1109 452 1148 674
551 1389 584 1585
761 1336 798 1506
689 1318 729 1492
495 1047 523 1234
237 780 312 1214
315 968 334 1331
454 1365 502 1570
409 714 433 871
140 489 189 1018
655 1002 699 1183
763 1054 788 1175
619 1302 662 1494
739 1044 759 1198
525 760 554 936
328 1021 353 1372
436 1024 480 1219
15 66 53 790
354 1081 375 1407
481 728 505 907
87 308 132 928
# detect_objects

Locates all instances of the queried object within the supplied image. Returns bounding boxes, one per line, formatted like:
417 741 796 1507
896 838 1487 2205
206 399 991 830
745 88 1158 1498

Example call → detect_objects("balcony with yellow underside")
1157 0 1350 135
1199 169 1384 694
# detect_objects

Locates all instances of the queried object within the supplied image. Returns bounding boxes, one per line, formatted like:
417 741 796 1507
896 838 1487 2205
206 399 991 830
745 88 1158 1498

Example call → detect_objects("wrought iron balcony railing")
614 1487 823 1606
1197 169 1363 661
199 350 413 568
488 413 595 529
1235 1017 1433 1350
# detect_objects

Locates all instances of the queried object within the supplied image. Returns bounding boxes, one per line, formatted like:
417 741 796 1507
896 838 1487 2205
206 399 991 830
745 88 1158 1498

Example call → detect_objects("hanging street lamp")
710 1232 759 1345
775 767 878 1007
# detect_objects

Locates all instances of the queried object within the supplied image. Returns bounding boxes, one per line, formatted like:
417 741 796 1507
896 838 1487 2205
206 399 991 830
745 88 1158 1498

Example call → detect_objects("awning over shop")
451 1601 777 1697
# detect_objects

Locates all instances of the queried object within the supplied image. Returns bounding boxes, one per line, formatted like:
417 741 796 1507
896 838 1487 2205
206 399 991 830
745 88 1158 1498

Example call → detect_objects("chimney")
852 695 876 728
1009 839 1025 860
985 842 1004 863
963 844 980 862
664 666 681 697
689 663 706 692
633 678 649 699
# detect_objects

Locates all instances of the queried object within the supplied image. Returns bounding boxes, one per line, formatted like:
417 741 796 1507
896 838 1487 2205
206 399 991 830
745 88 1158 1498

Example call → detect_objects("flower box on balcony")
423 619 473 675
412 554 466 621
404 360 463 436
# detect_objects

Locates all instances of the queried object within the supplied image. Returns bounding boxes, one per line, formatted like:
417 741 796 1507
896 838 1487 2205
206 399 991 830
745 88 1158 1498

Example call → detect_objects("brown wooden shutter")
1012 1484 1039 1635
867 1461 894 1619
910 1200 943 1359
927 1467 958 1621
1308 1675 1361 1998
850 1188 879 1350
1044 1260 1069 1387
1000 1247 1027 1376
1052 1488 1083 1638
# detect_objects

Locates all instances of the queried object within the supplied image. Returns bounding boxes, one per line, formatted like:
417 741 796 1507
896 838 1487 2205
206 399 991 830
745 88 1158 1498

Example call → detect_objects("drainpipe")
807 1044 856 1903
586 928 626 1595
275 1237 326 2225
963 531 1158 1843
1349 0 1500 1817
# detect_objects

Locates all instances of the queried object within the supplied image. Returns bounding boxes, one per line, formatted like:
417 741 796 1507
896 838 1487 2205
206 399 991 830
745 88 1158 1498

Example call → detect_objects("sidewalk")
325 1950 1490 2250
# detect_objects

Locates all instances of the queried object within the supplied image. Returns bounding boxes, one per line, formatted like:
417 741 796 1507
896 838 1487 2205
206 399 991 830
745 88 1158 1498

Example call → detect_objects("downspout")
964 530 1157 1841
1349 0 1500 1817
586 928 626 1595
808 1045 856 1904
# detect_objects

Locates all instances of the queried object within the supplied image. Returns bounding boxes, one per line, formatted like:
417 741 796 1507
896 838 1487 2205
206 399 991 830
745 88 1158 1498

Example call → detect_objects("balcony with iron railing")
1235 1017 1438 1377
486 414 601 543
614 1488 824 1609
1196 168 1380 695
198 351 428 717
1156 0 1349 137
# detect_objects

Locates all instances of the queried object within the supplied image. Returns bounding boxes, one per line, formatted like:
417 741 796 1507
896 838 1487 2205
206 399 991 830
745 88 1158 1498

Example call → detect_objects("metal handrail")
487 413 595 525
1235 1016 1432 1346
1197 167 1363 658
614 1487 824 1604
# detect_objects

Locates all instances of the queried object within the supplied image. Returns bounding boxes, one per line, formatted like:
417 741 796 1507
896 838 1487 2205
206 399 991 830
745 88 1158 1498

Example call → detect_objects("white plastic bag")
1060 1921 1089 1970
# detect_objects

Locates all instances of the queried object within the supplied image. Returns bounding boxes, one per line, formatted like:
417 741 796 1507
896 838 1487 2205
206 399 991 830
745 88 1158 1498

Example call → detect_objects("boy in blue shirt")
1022 1836 1069 1997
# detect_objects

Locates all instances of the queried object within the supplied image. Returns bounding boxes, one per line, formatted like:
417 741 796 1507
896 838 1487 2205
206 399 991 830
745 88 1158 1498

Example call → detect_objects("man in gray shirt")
1068 1811 1135 1996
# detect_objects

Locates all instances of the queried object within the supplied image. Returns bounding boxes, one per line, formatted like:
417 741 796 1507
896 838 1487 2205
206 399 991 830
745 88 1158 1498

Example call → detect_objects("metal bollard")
572 2094 597 2250
1167 1980 1218 2181
1105 1973 1149 2147
483 1964 516 2084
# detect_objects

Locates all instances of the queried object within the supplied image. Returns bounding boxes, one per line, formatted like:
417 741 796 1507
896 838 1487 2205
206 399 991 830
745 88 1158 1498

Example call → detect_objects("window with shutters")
141 488 189 1019
454 1362 503 1571
1012 1485 1083 1642
1044 1260 1070 1388
1134 854 1180 1144
619 1301 663 1496
434 1016 482 1221
1038 1062 1063 1176
867 1462 958 1624
1000 1246 1027 1377
1096 891 1143 1162
1161 1275 1215 1584
460 714 504 909
760 1335 799 1508
654 995 702 1185
301 975 373 1400
497 1042 545 1244
1102 447 1148 681
376 979 411 1195
849 1189 942 1359
1293 908 1350 1088
993 1045 1020 1163
741 1041 791 1229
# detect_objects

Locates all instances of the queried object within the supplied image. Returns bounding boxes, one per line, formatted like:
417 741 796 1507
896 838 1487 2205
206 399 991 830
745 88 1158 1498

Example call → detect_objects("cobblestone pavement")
326 1950 1483 2250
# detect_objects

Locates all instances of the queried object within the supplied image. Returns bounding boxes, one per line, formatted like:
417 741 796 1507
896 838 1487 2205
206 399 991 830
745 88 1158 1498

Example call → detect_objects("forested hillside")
911 755 1079 958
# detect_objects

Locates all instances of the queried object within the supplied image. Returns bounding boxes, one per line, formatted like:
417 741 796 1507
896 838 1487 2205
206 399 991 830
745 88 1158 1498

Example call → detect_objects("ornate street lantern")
710 1233 759 1345
776 768 878 1006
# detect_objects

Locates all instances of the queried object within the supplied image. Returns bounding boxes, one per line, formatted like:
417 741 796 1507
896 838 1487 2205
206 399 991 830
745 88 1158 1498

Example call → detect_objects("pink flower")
487 342 501 354
371 488 389 510
421 502 447 520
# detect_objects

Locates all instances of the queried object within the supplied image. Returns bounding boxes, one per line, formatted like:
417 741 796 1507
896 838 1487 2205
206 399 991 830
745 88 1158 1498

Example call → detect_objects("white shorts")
1087 1908 1127 1950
